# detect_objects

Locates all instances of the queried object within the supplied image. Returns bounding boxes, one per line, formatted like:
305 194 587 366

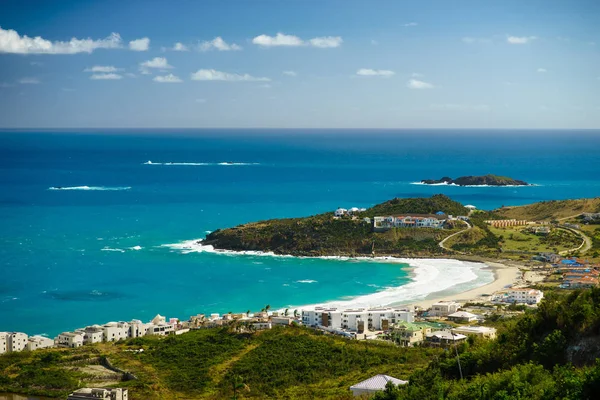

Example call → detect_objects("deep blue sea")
1 129 599 337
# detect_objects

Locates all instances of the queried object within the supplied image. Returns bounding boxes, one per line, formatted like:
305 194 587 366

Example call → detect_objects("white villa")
452 326 497 339
373 215 444 231
429 301 461 317
335 207 367 217
492 289 544 305
56 331 85 348
302 307 414 332
27 335 55 351
447 311 479 323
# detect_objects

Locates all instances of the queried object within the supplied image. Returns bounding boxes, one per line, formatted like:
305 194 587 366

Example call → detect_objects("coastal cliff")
420 174 530 186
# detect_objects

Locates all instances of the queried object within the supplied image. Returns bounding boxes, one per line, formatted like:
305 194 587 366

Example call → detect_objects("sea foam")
143 160 259 166
160 239 494 310
48 186 131 191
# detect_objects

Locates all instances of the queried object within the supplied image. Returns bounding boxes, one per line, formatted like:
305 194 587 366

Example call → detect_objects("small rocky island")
420 174 530 187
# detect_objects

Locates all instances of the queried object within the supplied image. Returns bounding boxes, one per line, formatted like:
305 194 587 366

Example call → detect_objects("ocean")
1 129 599 337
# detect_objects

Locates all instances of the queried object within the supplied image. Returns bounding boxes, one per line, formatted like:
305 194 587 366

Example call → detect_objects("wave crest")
48 186 131 191
143 160 259 166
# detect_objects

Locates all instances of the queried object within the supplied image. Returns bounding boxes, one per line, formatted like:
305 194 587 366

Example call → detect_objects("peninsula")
419 174 531 186
202 195 599 260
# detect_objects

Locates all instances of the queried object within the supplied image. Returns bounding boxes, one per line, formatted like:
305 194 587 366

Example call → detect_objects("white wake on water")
160 239 494 310
143 160 259 166
48 186 131 191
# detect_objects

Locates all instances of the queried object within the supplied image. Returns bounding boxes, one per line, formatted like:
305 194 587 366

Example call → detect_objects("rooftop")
349 374 408 391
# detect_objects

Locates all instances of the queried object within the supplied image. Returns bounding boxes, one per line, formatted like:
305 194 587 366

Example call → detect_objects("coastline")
396 261 522 310
166 239 525 312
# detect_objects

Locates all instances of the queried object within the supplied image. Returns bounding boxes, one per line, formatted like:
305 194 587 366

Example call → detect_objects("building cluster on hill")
534 254 600 289
1 314 188 355
373 215 447 231
334 207 367 217
485 219 528 228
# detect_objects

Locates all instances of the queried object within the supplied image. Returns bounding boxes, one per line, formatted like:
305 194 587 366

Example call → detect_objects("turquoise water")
1 129 599 336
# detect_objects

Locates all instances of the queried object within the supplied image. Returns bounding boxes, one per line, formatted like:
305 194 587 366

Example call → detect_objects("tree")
284 308 289 316
294 309 298 318
265 304 271 313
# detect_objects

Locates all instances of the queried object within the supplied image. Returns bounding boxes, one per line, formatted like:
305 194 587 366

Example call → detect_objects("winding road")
439 220 472 253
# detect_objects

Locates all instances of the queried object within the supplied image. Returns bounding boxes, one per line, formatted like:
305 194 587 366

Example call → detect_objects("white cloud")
356 68 395 77
403 22 418 27
140 57 173 74
90 73 122 80
462 37 491 44
0 27 121 54
129 37 150 51
84 65 119 73
430 104 490 111
252 32 342 48
411 72 423 77
172 42 189 51
153 74 182 83
507 35 537 44
370 39 378 46
537 68 547 73
407 79 434 89
309 36 343 48
190 69 270 82
283 70 297 77
199 37 242 51
253 33 304 47
19 77 40 84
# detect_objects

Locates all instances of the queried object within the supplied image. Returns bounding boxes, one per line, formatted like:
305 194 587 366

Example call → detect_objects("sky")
0 0 599 129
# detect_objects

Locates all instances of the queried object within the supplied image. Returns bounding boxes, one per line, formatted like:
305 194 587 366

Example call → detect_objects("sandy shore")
398 260 523 310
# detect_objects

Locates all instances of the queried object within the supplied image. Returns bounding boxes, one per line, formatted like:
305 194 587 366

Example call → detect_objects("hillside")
203 194 467 256
3 288 600 399
495 198 600 221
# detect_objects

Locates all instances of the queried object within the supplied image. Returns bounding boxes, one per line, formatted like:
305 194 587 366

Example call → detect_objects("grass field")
494 198 600 221
488 226 581 253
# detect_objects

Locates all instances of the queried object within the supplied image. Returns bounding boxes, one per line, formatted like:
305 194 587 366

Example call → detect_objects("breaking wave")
143 160 259 166
48 186 131 191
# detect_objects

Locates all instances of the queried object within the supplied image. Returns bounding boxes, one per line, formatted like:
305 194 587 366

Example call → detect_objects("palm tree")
293 309 298 318
284 308 289 316
265 304 271 313
230 374 249 400
246 309 251 316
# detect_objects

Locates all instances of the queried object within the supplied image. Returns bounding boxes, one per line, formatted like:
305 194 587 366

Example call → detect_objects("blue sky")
0 0 599 128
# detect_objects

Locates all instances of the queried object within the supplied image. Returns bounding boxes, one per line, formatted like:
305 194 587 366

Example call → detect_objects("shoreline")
165 239 526 312
394 261 522 310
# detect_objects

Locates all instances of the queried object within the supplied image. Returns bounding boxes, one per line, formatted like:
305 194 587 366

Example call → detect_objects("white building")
0 332 9 354
67 388 128 400
102 322 130 342
334 208 348 217
373 215 444 231
82 326 104 344
27 335 55 351
271 316 295 326
5 332 28 352
447 311 478 323
303 307 415 332
452 326 497 339
492 289 544 305
56 331 84 348
128 320 152 338
349 374 408 397
430 301 461 317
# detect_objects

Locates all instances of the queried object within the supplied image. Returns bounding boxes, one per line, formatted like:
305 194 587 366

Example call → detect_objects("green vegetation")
204 194 465 256
495 198 600 221
376 288 600 399
421 175 530 187
4 289 600 399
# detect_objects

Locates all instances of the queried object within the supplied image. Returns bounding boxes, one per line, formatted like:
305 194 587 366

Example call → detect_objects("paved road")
439 221 472 253
558 226 593 255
